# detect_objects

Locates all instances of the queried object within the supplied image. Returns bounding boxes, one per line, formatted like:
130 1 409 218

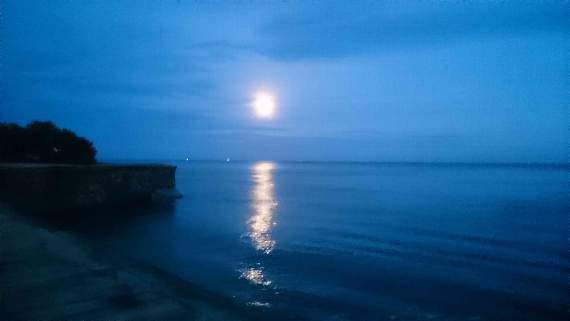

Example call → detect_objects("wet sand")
0 206 247 321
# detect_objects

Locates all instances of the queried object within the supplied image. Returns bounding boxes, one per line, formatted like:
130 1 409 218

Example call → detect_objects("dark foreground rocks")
0 163 181 213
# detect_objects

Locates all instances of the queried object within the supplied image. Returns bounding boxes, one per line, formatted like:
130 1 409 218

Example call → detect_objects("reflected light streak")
240 267 272 286
248 161 278 254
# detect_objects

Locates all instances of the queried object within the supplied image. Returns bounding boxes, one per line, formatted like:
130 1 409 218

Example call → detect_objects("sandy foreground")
0 206 247 321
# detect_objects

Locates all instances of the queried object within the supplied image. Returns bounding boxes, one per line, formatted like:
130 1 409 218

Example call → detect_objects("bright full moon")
252 92 276 119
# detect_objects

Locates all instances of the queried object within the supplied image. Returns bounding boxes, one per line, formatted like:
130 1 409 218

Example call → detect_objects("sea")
79 161 568 321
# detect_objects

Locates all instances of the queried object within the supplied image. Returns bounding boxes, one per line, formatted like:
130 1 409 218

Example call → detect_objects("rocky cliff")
0 164 179 212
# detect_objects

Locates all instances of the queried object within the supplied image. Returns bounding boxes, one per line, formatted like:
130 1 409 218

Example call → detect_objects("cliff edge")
0 163 180 212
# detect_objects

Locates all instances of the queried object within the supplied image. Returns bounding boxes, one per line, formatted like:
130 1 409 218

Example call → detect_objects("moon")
252 92 276 119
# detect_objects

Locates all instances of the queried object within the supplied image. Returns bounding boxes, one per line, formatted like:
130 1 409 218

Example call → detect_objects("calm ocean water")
84 161 568 321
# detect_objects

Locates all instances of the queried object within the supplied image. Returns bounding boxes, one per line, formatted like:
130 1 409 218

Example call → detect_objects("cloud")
254 1 569 60
1 0 225 121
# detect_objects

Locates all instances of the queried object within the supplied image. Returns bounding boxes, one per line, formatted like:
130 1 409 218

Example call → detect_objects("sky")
1 0 568 163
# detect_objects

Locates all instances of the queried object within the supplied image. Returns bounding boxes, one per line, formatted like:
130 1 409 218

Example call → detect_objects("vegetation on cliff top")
0 121 97 164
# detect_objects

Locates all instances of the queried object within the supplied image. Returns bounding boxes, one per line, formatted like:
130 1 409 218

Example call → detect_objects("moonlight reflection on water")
241 162 278 289
248 162 278 254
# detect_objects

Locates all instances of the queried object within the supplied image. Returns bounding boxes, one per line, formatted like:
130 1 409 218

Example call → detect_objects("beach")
0 205 247 321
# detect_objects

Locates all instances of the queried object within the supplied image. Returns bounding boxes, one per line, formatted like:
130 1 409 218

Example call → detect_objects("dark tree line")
0 121 97 164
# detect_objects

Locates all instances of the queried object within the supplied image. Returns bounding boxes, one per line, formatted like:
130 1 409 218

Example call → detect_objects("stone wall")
0 164 177 211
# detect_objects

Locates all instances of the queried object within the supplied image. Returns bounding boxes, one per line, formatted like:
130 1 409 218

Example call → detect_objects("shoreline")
0 205 248 321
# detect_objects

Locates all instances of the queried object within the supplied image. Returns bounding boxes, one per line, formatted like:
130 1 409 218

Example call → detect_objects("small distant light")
226 158 231 162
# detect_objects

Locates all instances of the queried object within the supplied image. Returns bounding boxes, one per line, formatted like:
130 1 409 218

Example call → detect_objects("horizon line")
99 158 569 168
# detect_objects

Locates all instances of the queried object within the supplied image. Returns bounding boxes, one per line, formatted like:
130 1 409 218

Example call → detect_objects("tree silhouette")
0 121 97 164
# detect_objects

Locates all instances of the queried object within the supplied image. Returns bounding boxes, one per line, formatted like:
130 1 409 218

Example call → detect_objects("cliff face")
0 164 177 211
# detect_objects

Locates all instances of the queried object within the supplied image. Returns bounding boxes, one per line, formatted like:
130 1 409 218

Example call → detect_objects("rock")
0 163 179 212
151 188 183 203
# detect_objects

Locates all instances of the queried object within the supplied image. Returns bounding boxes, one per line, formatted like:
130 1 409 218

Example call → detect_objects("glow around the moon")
252 92 276 119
